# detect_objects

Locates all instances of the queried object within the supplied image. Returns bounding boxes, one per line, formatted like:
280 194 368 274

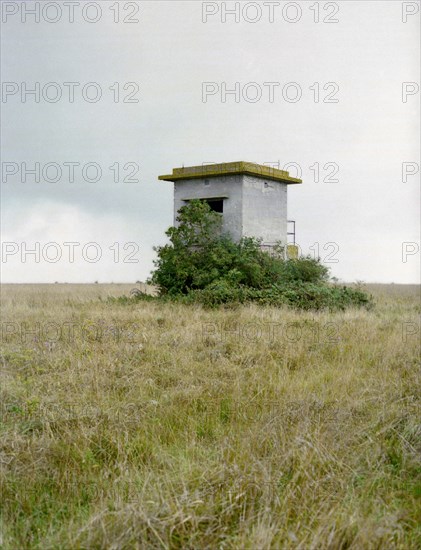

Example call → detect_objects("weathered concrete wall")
173 174 288 246
242 175 288 246
174 175 243 241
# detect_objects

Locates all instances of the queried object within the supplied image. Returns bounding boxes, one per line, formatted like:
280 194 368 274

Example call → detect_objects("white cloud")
1 201 159 283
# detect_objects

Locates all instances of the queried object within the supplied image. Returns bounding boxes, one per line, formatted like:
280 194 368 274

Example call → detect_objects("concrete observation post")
158 161 302 253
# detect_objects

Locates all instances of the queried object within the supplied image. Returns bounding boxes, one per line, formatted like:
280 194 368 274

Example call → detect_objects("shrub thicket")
149 200 372 310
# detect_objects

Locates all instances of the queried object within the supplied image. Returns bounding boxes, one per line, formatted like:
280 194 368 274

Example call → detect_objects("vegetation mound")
149 200 372 310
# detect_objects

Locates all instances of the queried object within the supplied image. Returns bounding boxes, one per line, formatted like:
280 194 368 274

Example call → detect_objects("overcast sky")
1 0 420 283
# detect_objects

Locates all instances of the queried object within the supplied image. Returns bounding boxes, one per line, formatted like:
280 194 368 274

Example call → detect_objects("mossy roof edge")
158 161 302 184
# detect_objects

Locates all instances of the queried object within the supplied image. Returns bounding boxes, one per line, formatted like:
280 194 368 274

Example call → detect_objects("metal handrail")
287 220 296 245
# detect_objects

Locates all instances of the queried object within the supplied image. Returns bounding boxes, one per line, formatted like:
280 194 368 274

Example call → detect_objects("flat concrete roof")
158 161 302 184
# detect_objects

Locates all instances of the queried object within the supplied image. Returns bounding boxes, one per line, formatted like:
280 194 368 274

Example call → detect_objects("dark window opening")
204 198 224 213
183 198 225 214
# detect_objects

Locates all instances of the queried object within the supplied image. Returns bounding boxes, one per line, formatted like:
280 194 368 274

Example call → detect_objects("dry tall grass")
1 283 420 549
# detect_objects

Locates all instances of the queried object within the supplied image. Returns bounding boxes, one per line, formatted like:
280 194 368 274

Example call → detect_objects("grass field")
1 283 420 549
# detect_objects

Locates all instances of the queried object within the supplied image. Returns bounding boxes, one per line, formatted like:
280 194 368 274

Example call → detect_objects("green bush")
181 281 372 310
149 200 372 311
